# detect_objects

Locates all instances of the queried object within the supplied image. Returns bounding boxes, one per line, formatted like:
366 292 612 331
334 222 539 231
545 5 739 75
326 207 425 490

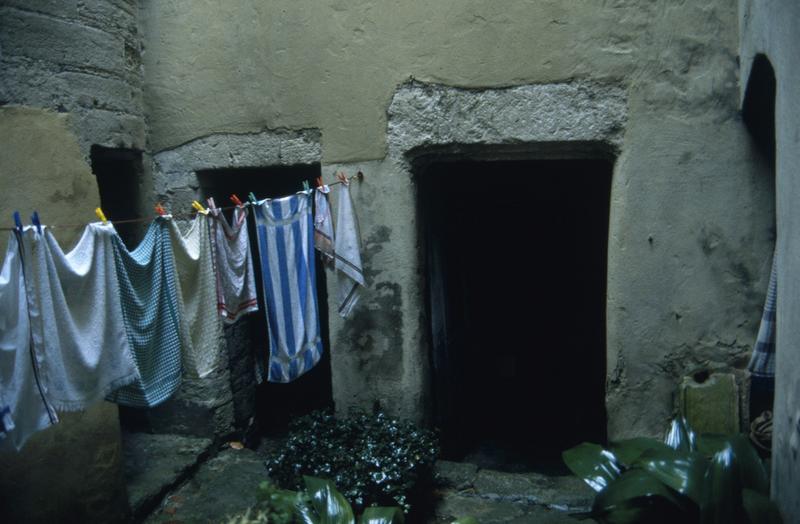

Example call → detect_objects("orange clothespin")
315 176 324 188
191 200 208 214
155 203 167 216
230 194 243 207
95 207 108 224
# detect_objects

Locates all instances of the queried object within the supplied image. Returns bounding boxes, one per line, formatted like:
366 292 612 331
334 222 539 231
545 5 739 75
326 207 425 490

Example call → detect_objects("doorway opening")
742 54 777 450
197 165 334 437
90 145 144 248
418 158 612 473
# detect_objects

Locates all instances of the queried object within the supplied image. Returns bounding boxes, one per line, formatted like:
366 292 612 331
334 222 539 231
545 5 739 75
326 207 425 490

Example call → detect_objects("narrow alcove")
418 158 612 473
742 54 777 438
197 165 334 438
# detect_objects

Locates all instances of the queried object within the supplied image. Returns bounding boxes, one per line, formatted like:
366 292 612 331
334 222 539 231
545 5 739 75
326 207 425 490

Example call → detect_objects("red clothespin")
155 203 167 216
230 194 243 207
315 176 324 188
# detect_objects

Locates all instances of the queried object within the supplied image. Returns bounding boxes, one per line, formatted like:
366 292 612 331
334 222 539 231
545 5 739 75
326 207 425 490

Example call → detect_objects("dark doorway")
418 158 612 473
90 145 144 248
742 54 777 435
198 165 334 436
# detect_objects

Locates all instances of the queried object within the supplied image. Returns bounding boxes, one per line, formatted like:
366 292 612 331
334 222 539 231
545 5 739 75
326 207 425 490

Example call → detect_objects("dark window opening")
90 145 144 248
197 165 333 438
418 158 612 473
743 55 777 431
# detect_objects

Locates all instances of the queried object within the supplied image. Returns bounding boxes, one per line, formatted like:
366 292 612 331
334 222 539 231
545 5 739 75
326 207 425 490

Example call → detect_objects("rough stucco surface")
0 107 127 523
740 0 800 519
0 107 101 253
141 0 740 162
142 0 777 437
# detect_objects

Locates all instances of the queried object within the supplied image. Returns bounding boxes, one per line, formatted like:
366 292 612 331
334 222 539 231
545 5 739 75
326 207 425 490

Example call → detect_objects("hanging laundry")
0 233 58 451
253 192 323 383
106 218 183 407
748 252 777 377
20 223 139 411
207 198 259 323
314 185 335 264
168 213 224 378
334 182 365 318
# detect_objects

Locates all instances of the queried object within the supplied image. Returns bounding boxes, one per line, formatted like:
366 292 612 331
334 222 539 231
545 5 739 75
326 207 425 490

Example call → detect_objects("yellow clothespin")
95 207 108 224
191 200 208 214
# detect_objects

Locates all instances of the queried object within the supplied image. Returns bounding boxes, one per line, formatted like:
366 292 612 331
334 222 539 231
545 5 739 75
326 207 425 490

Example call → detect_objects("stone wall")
140 0 775 438
739 0 800 519
0 1 145 522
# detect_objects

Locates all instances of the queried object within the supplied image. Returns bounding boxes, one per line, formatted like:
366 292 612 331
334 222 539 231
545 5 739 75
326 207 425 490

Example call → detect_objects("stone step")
122 432 213 521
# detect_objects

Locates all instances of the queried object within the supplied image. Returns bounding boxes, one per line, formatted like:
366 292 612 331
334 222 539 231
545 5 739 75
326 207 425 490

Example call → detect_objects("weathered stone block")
680 372 740 434
0 7 125 74
123 432 212 519
2 0 77 19
77 0 137 35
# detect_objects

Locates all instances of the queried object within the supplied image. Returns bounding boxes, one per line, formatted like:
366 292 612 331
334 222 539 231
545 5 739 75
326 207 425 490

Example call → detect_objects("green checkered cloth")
106 219 183 407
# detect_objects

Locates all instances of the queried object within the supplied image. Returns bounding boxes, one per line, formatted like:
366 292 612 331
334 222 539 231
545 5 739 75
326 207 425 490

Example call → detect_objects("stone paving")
131 437 594 524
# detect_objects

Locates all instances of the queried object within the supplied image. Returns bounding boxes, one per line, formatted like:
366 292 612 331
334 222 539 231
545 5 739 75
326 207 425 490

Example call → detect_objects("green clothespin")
302 180 310 192
248 192 258 205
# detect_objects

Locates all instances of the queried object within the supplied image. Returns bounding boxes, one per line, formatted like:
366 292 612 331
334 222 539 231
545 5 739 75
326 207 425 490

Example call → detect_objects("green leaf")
359 506 405 524
741 488 782 524
594 469 685 511
695 434 732 458
302 476 356 524
593 470 694 524
727 435 769 495
562 442 622 492
665 417 697 453
700 446 740 524
634 447 708 505
610 438 673 467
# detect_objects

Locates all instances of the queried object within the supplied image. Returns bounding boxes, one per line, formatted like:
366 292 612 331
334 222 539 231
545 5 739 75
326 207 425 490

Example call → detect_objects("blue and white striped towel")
253 192 323 383
748 252 777 378
106 219 183 407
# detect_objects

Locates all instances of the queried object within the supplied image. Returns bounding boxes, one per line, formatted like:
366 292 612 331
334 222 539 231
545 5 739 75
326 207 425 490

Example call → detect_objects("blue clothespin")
31 211 42 234
248 192 258 205
12 211 22 233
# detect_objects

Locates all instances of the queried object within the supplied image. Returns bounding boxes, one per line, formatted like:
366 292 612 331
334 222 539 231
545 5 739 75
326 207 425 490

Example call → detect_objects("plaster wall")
141 0 775 439
0 108 128 523
739 1 800 519
0 1 145 521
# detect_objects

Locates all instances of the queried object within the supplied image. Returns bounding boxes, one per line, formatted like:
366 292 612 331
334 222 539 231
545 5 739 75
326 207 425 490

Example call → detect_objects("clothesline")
2 178 365 450
0 171 364 231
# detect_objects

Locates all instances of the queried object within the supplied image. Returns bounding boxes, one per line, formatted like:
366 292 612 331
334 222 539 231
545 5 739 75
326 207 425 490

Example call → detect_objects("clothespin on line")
95 207 108 224
230 194 243 207
248 192 258 205
336 171 348 185
31 211 42 233
155 203 167 216
191 200 208 215
315 176 324 188
302 180 310 192
12 211 22 232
